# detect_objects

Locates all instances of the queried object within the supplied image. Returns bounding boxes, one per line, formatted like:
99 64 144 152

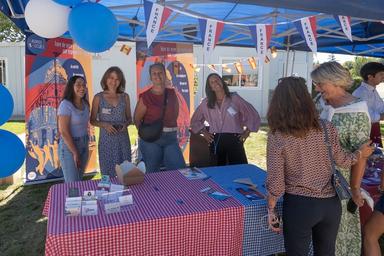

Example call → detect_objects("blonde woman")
312 61 371 255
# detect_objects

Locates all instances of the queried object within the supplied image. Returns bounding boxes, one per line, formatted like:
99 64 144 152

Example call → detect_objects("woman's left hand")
351 188 364 207
238 129 250 143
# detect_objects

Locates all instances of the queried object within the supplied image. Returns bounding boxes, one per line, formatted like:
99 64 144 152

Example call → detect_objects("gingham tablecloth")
43 171 244 256
203 164 285 256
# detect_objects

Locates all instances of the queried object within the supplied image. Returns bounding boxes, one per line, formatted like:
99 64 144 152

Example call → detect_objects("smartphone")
68 187 80 197
236 188 262 201
347 199 357 214
112 124 123 131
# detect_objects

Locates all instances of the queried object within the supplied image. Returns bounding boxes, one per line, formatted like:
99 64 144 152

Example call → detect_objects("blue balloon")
0 84 14 126
0 129 26 178
52 0 83 7
68 3 119 53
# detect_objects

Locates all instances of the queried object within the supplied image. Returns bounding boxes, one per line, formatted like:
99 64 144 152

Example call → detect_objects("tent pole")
290 50 296 75
285 35 290 76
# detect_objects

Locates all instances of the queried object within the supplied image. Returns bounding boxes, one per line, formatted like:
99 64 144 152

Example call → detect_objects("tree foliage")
0 12 25 42
343 56 384 92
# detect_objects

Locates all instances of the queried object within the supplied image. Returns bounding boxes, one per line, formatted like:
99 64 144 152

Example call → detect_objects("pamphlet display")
64 175 134 216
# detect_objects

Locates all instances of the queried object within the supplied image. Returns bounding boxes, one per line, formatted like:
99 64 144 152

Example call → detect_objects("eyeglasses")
312 81 321 87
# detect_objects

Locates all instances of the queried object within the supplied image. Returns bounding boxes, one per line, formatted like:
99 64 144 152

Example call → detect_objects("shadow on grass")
0 182 56 255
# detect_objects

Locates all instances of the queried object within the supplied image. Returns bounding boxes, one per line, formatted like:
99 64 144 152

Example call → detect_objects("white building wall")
5 42 313 120
193 45 313 118
0 42 25 119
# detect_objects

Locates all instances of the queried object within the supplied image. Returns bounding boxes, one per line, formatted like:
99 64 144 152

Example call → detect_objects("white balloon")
25 0 70 38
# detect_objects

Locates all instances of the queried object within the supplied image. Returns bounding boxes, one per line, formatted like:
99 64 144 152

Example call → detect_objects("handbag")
138 90 168 142
321 120 352 200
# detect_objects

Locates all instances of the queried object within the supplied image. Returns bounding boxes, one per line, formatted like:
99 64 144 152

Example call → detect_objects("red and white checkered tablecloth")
43 171 244 256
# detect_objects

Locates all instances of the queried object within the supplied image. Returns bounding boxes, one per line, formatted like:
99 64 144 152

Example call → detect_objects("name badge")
102 108 112 115
227 106 237 116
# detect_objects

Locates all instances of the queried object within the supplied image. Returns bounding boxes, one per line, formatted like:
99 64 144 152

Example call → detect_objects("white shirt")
352 81 384 122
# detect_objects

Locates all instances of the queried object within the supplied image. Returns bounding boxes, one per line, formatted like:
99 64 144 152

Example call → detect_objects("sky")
314 52 356 64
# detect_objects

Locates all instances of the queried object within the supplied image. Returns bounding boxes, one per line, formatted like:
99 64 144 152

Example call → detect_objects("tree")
342 56 383 92
0 12 24 42
328 54 336 61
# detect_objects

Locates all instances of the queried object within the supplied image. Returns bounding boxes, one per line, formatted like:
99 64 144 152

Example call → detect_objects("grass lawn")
0 121 382 254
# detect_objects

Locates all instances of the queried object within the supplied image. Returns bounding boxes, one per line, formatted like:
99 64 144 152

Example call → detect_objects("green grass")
0 121 383 254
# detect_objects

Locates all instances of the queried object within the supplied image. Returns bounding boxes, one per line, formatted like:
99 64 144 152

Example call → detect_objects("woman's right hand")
102 123 118 135
201 130 214 144
358 141 374 159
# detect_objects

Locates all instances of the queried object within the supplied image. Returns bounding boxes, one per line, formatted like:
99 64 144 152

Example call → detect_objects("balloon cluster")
0 85 26 178
24 0 119 53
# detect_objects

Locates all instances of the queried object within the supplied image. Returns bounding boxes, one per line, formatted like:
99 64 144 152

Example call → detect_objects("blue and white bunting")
144 0 171 48
334 15 353 41
198 18 224 56
294 16 317 53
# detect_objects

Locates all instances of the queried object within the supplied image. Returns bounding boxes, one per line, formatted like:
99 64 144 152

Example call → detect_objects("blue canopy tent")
0 0 384 57
1 0 384 57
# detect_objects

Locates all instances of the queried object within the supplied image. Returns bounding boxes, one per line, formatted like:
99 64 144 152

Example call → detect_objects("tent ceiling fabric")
1 0 384 57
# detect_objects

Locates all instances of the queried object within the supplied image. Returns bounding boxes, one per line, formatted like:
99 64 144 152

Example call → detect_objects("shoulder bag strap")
161 89 168 119
320 120 337 176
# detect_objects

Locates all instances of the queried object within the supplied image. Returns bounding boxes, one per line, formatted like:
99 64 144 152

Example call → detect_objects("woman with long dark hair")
58 75 90 182
190 73 260 166
266 76 373 255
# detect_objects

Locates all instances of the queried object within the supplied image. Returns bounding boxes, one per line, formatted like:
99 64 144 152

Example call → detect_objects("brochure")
179 167 208 180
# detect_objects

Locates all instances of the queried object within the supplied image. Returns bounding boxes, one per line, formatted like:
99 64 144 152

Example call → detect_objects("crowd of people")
56 61 384 255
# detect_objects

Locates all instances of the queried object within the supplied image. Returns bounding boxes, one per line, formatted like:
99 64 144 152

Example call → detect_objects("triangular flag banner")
144 0 172 48
334 15 352 42
294 16 317 53
120 44 132 55
198 18 224 56
248 57 257 69
234 62 243 74
208 64 217 72
249 24 273 61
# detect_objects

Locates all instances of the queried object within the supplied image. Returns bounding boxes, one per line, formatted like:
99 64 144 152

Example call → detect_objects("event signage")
144 0 171 48
198 18 224 56
294 16 317 53
249 24 272 61
335 15 353 41
25 32 97 184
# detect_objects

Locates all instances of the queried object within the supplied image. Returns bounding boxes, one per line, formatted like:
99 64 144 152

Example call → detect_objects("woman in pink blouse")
266 77 373 255
190 73 261 166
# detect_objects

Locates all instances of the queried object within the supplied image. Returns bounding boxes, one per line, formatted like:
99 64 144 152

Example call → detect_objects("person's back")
266 76 373 256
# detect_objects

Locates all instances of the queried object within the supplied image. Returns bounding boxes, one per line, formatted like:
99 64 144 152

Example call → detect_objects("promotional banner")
25 32 97 184
249 24 273 61
335 15 353 42
136 42 194 161
198 18 224 56
143 0 172 48
294 16 317 53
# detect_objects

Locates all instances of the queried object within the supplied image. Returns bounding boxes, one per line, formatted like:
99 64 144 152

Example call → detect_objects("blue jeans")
139 131 186 173
59 135 89 182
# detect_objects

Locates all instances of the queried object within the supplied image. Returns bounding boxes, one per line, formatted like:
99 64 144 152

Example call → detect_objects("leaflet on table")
98 175 111 189
81 200 98 216
102 189 133 214
179 167 208 180
64 197 82 216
